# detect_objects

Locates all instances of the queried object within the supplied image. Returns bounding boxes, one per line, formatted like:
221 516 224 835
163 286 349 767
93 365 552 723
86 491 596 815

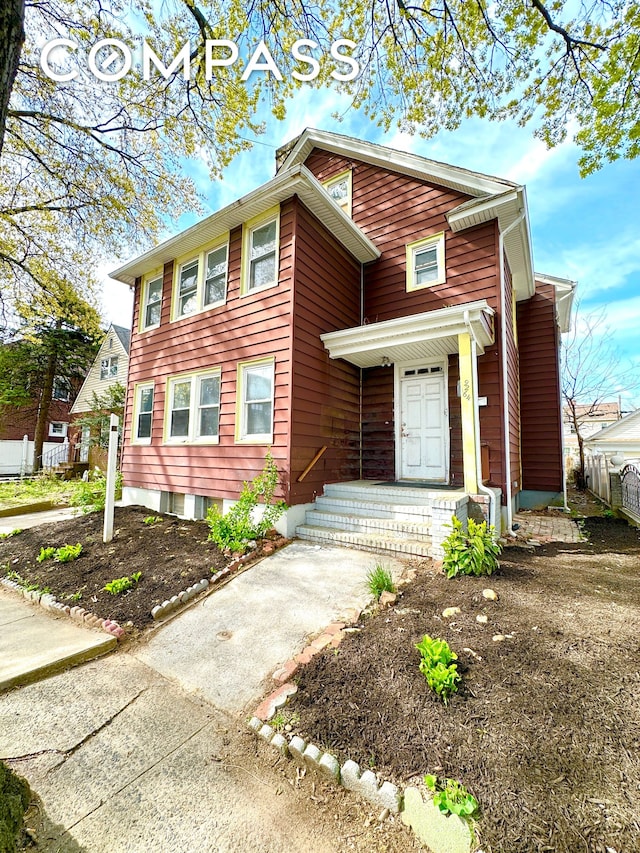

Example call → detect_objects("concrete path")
0 506 77 534
0 590 116 691
134 542 397 714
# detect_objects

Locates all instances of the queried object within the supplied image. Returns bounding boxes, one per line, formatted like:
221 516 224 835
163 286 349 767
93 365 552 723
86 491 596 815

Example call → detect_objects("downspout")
464 310 497 530
359 262 364 479
499 212 525 532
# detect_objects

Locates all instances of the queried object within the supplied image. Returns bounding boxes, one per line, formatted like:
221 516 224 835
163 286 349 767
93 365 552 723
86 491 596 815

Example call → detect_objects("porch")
295 480 492 559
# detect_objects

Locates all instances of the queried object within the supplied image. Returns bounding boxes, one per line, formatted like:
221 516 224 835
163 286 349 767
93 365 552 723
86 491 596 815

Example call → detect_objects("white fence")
584 453 611 504
0 438 68 477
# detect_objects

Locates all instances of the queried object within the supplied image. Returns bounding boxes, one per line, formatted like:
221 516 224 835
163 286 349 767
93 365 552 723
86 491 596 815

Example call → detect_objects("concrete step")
314 495 434 521
304 509 432 540
295 524 432 558
323 481 462 504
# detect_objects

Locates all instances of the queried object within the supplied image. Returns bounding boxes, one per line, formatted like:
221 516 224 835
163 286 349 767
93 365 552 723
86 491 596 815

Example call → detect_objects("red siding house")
110 130 575 557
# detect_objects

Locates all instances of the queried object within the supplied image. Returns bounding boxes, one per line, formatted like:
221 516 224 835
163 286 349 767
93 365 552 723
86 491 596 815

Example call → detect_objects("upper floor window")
406 233 446 291
322 169 352 216
242 207 279 296
141 274 163 330
171 239 229 320
100 356 118 380
52 377 71 402
165 369 221 444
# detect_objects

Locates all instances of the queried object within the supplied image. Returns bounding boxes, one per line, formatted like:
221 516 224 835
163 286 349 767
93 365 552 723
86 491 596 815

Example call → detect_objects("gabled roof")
112 324 131 354
277 128 535 301
534 273 576 333
585 407 640 444
110 164 380 285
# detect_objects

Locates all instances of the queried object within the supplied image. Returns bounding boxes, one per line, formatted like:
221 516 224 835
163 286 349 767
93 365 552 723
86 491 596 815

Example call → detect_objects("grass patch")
0 477 76 512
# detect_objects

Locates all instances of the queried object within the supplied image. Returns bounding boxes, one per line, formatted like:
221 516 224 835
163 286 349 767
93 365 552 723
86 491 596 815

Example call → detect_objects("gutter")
499 211 525 532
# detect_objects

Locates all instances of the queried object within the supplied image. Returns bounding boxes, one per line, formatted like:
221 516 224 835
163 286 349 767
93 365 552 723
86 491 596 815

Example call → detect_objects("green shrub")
54 543 83 563
424 774 479 818
69 469 122 514
206 451 287 554
416 634 460 704
442 515 501 579
366 563 396 600
103 572 141 595
36 546 56 562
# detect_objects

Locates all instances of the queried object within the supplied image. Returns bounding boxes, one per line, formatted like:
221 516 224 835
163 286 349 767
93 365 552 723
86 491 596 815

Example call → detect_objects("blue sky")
101 85 640 404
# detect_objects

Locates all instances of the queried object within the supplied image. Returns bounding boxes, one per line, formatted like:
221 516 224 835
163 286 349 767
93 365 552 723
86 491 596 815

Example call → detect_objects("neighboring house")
109 129 575 555
563 402 621 473
70 324 131 463
583 408 640 504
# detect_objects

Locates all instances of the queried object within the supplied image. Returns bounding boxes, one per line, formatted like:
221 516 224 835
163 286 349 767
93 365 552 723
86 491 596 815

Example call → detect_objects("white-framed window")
165 369 221 444
236 358 275 443
171 239 229 320
49 421 68 438
141 273 163 330
241 207 279 296
100 356 119 380
322 169 352 215
132 382 154 444
52 376 71 401
406 233 446 291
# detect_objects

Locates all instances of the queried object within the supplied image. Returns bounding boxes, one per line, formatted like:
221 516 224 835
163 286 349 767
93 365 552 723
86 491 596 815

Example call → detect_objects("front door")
399 366 447 481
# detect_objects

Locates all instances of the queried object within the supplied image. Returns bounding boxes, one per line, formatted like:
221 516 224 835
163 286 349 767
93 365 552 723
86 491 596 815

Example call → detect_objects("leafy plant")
206 451 287 554
5 570 50 595
366 563 396 600
69 469 122 514
0 528 22 540
424 774 479 818
103 572 142 595
442 515 502 579
416 635 461 704
143 515 163 525
36 546 56 562
54 543 83 563
270 710 300 733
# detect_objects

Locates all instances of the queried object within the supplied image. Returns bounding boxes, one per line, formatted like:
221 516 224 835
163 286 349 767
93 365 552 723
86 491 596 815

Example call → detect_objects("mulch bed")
288 514 640 853
0 506 230 630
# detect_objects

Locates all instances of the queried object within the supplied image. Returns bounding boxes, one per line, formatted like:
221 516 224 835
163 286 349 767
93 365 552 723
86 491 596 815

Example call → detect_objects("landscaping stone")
272 659 299 683
340 759 362 792
310 633 332 651
401 786 472 853
247 716 263 734
258 724 274 744
270 733 289 757
442 606 461 618
377 781 402 814
379 591 397 607
288 736 307 767
318 752 340 782
254 682 297 721
302 743 322 772
482 588 498 601
476 614 488 624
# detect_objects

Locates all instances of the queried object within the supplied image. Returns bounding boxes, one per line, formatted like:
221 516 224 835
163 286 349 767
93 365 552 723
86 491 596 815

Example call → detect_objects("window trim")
240 207 280 297
163 368 222 445
322 169 352 216
140 270 163 331
170 236 230 322
131 381 155 445
100 355 119 381
406 232 446 291
235 357 275 444
49 421 68 438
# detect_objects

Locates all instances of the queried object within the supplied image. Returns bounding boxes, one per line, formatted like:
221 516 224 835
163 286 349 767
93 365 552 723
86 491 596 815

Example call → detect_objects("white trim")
140 271 163 331
406 232 445 291
170 237 229 322
322 168 352 216
394 357 449 483
110 164 379 285
235 357 275 444
163 368 222 445
131 381 154 445
241 208 280 296
534 272 576 333
48 421 68 438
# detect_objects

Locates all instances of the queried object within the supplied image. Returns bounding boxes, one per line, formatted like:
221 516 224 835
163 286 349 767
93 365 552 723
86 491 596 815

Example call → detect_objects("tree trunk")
32 345 56 474
0 0 25 158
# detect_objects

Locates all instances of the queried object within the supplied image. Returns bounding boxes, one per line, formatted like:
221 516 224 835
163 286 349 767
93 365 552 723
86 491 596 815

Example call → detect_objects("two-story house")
109 129 575 557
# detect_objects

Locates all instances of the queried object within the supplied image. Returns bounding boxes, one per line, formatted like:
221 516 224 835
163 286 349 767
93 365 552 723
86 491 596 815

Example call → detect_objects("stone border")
247 597 475 853
0 576 126 639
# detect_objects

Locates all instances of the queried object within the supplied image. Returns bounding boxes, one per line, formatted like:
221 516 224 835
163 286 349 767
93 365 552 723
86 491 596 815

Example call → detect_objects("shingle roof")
111 324 131 354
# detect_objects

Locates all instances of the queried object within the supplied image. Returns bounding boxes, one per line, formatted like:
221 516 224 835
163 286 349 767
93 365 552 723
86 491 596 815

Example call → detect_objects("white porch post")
458 332 478 494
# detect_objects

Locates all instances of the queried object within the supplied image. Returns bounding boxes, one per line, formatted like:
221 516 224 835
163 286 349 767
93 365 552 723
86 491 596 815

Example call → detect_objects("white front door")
399 366 447 481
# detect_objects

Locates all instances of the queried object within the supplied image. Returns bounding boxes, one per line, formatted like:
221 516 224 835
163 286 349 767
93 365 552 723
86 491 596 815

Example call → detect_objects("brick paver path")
512 512 582 544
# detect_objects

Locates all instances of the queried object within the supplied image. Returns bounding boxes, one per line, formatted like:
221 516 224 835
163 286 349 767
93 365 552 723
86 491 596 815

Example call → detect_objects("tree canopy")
1 0 638 323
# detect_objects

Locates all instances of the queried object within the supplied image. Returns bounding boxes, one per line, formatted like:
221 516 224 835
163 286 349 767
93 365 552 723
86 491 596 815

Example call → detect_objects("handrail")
297 446 328 482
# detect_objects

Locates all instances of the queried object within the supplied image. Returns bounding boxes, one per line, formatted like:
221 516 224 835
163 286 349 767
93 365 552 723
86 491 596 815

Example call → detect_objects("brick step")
323 481 464 505
304 509 432 540
314 496 434 521
295 525 431 558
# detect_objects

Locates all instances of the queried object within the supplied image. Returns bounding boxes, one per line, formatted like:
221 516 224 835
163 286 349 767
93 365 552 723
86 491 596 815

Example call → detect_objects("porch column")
457 332 478 494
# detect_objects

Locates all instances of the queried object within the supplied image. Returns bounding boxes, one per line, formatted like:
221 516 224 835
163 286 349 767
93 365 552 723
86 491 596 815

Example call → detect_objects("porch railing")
40 440 71 471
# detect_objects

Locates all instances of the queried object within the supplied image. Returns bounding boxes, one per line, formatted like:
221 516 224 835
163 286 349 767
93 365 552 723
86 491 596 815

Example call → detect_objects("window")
52 377 71 401
236 358 275 443
132 382 154 444
165 369 221 444
49 422 68 438
322 169 352 215
141 274 162 330
171 239 229 320
242 208 279 295
406 233 446 291
100 356 119 380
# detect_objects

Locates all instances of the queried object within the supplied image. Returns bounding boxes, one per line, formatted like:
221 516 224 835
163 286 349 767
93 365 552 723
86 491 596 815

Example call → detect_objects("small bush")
36 546 56 563
416 634 460 704
103 572 141 595
207 451 287 554
69 469 122 514
424 773 479 818
442 515 501 579
366 563 396 600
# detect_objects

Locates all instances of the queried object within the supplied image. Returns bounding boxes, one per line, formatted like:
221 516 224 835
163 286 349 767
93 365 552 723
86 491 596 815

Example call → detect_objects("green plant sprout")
143 515 163 525
0 528 22 540
36 546 56 562
103 572 142 595
366 563 396 600
54 543 83 563
416 635 461 704
442 515 502 578
424 774 479 818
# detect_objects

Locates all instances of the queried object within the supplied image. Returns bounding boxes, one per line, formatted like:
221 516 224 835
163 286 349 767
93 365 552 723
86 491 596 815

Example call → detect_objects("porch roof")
320 300 495 368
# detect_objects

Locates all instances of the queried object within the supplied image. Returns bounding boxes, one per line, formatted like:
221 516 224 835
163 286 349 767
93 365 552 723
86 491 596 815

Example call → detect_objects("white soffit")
110 165 379 285
321 300 496 369
279 128 518 197
535 272 577 333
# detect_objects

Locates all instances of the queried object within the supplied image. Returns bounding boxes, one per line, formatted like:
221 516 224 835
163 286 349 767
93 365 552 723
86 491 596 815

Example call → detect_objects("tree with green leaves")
0 0 638 326
74 381 126 450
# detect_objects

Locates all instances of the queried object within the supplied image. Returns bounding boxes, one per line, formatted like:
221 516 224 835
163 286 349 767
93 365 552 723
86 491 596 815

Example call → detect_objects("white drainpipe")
499 212 525 532
464 310 497 530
